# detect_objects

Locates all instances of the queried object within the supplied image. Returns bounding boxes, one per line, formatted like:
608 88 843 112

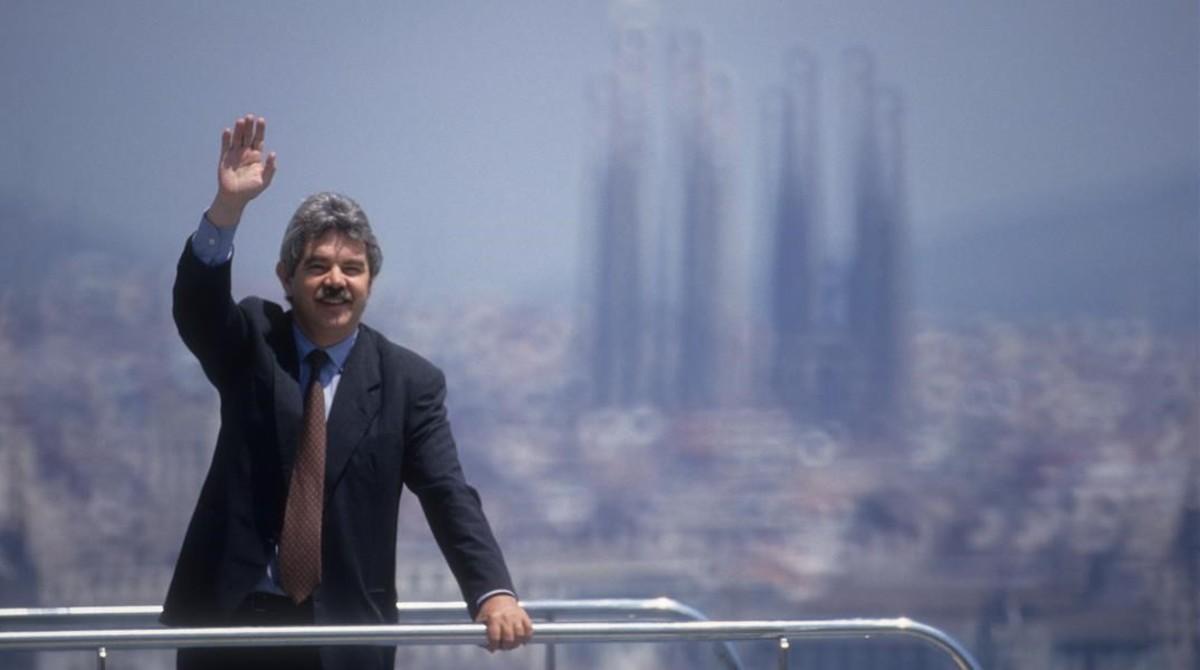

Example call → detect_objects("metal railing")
0 616 982 670
0 597 726 627
0 598 744 670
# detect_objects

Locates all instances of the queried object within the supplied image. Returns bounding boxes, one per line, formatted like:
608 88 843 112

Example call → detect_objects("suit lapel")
325 328 382 495
271 315 302 480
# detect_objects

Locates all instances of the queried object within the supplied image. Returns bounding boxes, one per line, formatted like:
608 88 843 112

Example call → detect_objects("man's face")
277 230 372 347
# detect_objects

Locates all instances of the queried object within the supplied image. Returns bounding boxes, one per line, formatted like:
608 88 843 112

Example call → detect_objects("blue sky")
1 0 1195 305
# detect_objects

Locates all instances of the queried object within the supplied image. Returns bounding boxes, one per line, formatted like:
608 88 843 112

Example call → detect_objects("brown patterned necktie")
279 349 329 604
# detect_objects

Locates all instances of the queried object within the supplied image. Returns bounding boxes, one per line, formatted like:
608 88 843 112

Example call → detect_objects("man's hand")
207 114 277 229
475 594 533 652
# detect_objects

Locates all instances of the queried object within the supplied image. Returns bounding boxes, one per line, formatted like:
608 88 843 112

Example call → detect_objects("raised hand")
208 114 277 228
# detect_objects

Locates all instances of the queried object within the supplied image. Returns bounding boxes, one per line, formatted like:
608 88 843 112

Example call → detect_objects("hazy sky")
1 0 1196 304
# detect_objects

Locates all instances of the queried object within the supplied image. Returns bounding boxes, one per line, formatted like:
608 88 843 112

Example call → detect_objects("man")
163 114 532 670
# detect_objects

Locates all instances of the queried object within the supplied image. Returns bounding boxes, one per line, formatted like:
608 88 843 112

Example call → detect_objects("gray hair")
278 192 383 279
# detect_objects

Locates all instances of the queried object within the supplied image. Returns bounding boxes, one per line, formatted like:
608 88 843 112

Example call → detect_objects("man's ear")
275 261 291 298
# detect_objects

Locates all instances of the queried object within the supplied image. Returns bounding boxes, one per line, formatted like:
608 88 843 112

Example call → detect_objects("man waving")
163 114 532 670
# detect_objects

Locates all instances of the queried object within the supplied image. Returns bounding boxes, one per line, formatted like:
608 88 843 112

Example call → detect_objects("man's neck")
292 322 358 350
292 322 359 359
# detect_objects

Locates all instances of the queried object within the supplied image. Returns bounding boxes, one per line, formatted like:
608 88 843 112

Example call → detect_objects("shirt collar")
292 324 359 373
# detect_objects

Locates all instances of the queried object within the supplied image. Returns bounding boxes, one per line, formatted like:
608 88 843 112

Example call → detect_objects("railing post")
777 636 790 670
96 646 107 670
544 612 556 670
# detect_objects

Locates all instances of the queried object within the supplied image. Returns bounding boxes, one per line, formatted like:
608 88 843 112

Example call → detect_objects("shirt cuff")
190 212 237 266
475 589 517 608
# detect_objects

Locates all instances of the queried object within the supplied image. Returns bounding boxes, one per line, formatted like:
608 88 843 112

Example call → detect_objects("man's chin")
295 309 360 344
321 313 354 330
317 300 352 311
315 303 354 320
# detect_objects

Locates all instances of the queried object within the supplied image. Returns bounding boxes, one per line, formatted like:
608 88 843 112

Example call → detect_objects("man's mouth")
316 287 352 305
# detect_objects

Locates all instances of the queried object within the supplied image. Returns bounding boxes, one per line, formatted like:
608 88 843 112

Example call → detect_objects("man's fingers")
251 117 266 150
221 128 232 156
496 619 516 650
233 114 255 148
480 613 534 652
485 617 518 651
518 615 533 647
263 152 278 186
477 599 531 652
485 618 501 652
501 630 517 650
243 114 257 146
231 117 246 149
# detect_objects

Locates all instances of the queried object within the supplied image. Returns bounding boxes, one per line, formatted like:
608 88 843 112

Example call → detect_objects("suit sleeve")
173 237 252 389
401 363 516 619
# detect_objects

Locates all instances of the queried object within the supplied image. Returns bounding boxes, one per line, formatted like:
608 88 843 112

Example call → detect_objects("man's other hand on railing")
475 595 533 652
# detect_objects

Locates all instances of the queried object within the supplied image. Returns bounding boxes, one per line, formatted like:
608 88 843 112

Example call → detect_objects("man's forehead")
302 230 368 259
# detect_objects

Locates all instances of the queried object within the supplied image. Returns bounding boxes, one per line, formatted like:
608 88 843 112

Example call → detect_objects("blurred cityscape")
1 28 1198 670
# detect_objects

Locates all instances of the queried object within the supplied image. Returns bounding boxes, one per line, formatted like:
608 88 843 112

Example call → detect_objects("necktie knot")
305 349 329 384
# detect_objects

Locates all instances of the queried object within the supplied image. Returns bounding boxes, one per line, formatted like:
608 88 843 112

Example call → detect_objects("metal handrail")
0 598 745 670
0 597 723 627
0 618 982 670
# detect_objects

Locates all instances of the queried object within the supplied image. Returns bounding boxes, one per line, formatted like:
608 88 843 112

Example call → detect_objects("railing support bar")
96 646 106 670
778 636 790 670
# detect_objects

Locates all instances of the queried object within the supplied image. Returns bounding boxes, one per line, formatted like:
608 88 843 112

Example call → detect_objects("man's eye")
343 266 363 276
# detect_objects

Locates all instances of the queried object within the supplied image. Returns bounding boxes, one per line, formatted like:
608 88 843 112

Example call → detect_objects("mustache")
315 285 352 304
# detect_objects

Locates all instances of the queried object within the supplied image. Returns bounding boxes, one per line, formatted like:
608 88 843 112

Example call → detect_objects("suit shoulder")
236 296 287 325
360 324 444 384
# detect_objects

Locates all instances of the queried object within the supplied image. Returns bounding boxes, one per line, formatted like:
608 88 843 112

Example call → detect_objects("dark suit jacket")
163 241 514 668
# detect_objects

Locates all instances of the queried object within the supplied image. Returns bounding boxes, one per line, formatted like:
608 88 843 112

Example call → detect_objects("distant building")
763 49 909 433
588 29 650 407
586 30 735 410
670 35 731 410
844 51 908 432
586 41 909 428
765 50 821 414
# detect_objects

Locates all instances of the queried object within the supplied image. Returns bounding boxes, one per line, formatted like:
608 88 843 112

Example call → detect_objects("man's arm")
401 364 533 651
173 115 278 384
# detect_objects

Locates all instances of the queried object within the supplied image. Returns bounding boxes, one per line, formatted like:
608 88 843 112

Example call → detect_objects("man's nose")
324 266 346 286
